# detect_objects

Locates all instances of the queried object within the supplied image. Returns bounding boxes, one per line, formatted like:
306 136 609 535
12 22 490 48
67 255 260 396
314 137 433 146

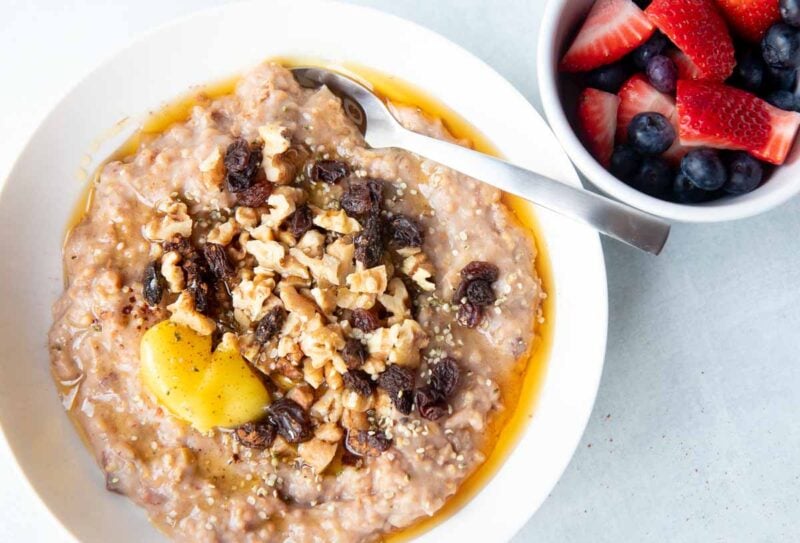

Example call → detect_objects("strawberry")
676 80 800 164
577 88 620 166
645 0 736 81
560 0 655 72
617 75 689 162
667 49 703 80
714 0 781 42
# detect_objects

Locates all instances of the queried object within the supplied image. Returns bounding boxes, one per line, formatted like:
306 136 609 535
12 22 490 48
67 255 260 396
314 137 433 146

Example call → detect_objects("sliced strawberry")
560 0 655 72
617 75 689 162
667 49 703 80
677 80 800 164
714 0 781 42
577 88 620 166
645 0 736 81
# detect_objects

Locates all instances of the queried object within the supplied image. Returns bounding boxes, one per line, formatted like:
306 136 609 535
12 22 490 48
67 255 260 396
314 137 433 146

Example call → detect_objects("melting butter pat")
140 321 270 432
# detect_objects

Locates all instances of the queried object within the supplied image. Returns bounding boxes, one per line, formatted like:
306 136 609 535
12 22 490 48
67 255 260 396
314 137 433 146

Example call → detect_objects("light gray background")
1 0 798 541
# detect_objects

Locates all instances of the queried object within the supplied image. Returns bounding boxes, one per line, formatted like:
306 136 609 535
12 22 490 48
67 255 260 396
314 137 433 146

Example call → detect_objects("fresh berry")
632 32 669 69
765 89 799 109
724 152 765 193
766 64 798 89
646 0 736 81
646 54 678 92
781 0 800 27
561 0 655 72
715 0 781 42
680 148 728 190
585 61 634 92
628 112 676 154
630 156 674 196
617 74 687 161
610 143 643 180
667 49 704 80
732 48 767 91
761 23 800 68
672 171 714 203
676 79 800 164
578 88 621 166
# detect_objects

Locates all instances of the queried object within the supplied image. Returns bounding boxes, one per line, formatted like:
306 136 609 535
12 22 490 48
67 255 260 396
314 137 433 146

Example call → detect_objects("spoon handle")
392 127 670 255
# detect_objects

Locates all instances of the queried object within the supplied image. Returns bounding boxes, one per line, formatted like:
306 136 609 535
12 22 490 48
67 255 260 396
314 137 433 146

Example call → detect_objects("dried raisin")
377 365 415 414
388 215 423 248
183 254 212 314
415 386 448 421
354 213 384 268
456 302 482 328
394 389 414 415
430 357 460 398
461 261 499 283
235 180 273 207
224 138 263 193
255 306 286 344
284 204 315 239
341 338 367 370
345 429 391 457
341 180 382 218
142 261 164 306
235 420 277 449
267 398 313 443
465 279 495 306
343 370 374 396
311 160 350 184
202 243 234 281
351 308 381 332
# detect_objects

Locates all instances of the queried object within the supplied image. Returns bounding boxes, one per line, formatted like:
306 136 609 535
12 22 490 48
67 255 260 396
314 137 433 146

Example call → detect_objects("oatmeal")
49 63 544 542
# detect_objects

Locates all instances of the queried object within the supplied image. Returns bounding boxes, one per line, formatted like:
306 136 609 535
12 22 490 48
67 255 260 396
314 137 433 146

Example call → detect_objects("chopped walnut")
295 230 326 258
400 252 436 292
367 319 429 368
303 357 325 389
341 409 369 431
279 285 318 323
166 291 215 335
143 201 193 242
198 146 224 189
160 251 185 293
290 248 341 287
265 147 304 184
298 438 337 474
325 363 344 390
258 123 291 157
286 384 315 411
336 287 376 310
310 286 337 315
299 319 346 370
378 278 411 325
341 389 372 412
246 239 286 270
315 422 344 443
310 388 344 423
261 192 296 228
232 275 276 322
206 217 239 246
312 207 362 234
326 238 355 282
234 207 259 228
346 264 388 295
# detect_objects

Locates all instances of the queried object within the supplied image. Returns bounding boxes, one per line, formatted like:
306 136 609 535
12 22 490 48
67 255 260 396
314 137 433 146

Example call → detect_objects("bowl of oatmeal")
0 1 607 542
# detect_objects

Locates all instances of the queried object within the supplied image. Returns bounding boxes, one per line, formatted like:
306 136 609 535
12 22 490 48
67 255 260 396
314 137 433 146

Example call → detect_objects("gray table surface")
2 1 799 541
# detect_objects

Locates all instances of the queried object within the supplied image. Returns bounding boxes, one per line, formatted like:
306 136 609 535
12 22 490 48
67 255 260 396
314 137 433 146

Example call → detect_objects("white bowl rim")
537 0 800 223
0 1 608 542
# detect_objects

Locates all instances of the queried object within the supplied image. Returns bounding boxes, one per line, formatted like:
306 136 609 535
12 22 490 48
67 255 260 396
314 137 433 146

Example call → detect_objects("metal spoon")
292 67 670 255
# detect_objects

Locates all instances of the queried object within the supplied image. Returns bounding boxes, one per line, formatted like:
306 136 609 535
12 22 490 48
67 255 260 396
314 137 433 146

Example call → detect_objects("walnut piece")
298 438 337 474
160 251 185 293
346 264 388 295
312 207 362 234
167 292 215 335
143 201 193 242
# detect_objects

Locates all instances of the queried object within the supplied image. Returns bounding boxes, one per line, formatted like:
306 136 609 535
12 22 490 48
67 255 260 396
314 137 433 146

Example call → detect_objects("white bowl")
0 1 607 541
538 0 800 223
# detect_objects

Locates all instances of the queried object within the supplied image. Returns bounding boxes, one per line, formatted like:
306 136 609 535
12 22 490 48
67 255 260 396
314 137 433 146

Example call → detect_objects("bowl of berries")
539 0 800 222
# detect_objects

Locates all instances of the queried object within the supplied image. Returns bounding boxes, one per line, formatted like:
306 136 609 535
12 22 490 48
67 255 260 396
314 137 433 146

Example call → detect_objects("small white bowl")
538 0 800 223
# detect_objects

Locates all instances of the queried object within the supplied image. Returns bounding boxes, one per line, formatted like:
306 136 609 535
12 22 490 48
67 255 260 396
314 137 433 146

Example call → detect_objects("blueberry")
680 149 727 191
632 32 669 70
628 112 676 155
724 152 764 194
646 55 677 93
609 144 642 181
585 61 632 93
765 89 799 110
732 48 766 92
765 64 798 90
762 23 800 68
672 172 713 204
630 157 673 197
781 0 800 27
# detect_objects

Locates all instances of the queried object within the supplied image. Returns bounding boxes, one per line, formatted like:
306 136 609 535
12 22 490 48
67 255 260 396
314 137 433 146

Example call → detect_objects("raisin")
345 429 391 457
202 243 234 281
351 308 381 332
235 180 273 207
162 235 192 256
343 370 374 396
311 160 350 184
461 261 499 283
224 138 263 193
341 180 382 218
465 280 495 306
452 279 469 305
354 213 384 268
142 261 164 306
416 386 448 421
430 357 460 398
255 306 286 344
267 398 313 443
235 420 277 449
284 204 315 239
388 215 423 248
377 365 415 413
456 302 482 328
183 254 212 314
341 338 367 370
394 389 414 415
